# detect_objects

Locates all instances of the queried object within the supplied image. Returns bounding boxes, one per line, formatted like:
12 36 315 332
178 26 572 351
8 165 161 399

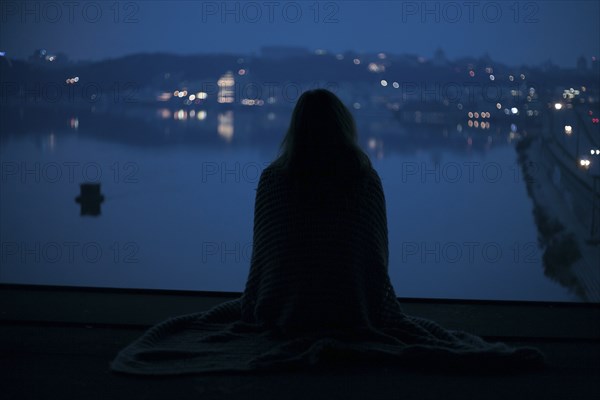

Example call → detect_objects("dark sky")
1 0 598 67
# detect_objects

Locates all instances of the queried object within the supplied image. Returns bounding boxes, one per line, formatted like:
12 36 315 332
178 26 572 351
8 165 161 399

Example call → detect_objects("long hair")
272 89 371 178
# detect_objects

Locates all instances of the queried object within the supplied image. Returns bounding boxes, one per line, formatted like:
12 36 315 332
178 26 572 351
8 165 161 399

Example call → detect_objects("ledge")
1 283 599 340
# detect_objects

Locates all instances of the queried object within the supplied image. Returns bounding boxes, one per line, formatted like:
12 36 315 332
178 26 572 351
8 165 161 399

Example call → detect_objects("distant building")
577 55 588 72
432 47 448 67
260 46 310 59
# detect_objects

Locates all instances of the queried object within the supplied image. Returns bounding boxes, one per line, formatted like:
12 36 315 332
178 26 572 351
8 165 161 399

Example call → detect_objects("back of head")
273 89 371 183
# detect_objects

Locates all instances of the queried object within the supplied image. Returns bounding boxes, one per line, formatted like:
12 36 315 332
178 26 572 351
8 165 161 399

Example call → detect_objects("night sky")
0 1 599 67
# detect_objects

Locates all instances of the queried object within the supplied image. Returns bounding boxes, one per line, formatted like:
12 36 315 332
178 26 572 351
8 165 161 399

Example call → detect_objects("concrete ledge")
1 283 599 339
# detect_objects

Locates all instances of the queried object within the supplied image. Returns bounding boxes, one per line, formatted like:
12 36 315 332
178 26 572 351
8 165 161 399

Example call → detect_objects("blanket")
110 165 544 375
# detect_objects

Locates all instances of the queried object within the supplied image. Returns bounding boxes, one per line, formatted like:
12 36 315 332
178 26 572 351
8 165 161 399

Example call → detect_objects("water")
0 107 578 301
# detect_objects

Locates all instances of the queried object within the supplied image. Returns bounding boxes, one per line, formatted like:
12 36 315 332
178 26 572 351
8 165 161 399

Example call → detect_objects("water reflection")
0 105 585 302
218 111 234 142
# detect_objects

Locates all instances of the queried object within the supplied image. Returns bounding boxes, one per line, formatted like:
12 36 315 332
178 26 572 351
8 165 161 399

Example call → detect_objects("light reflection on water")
0 108 578 302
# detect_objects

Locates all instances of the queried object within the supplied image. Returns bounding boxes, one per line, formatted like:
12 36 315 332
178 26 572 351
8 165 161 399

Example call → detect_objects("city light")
156 92 172 101
368 63 385 73
579 159 591 169
554 103 563 110
564 125 573 135
217 71 235 104
380 80 388 87
591 149 600 155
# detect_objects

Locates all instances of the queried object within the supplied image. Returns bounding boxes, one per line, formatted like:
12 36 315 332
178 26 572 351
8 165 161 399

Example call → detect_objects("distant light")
579 159 591 169
511 123 517 132
511 107 518 114
69 117 79 130
520 74 525 80
188 94 196 101
178 92 185 98
392 81 399 89
474 112 479 118
380 80 388 87
315 49 326 55
0 51 5 57
174 109 187 120
554 103 563 110
489 74 495 81
368 138 377 149
335 54 344 60
196 92 207 99
157 92 172 102
197 110 207 120
564 125 572 135
496 103 502 109
469 70 475 77
238 69 246 75
353 102 361 109
468 112 473 118
509 75 514 81
353 58 361 65
377 53 386 59
158 109 171 119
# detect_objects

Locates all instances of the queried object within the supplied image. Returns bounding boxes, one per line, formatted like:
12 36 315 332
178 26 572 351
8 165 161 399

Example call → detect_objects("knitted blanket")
110 165 544 375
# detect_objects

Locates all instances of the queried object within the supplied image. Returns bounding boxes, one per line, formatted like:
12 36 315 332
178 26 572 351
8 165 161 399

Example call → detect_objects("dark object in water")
75 183 105 216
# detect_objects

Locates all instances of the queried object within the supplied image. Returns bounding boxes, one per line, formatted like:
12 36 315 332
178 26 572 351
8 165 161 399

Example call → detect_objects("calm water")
0 107 578 301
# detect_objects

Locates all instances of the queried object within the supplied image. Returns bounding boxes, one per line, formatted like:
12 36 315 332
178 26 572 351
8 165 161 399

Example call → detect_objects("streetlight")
565 125 573 135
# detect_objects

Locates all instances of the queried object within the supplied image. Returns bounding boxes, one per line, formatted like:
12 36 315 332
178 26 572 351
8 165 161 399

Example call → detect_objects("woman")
111 89 544 375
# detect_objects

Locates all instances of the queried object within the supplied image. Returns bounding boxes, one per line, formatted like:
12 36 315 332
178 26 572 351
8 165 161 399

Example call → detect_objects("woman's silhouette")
111 89 544 375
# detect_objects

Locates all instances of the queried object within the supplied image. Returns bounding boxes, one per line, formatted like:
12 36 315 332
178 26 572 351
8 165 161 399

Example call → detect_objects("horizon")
1 1 598 68
10 46 595 70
